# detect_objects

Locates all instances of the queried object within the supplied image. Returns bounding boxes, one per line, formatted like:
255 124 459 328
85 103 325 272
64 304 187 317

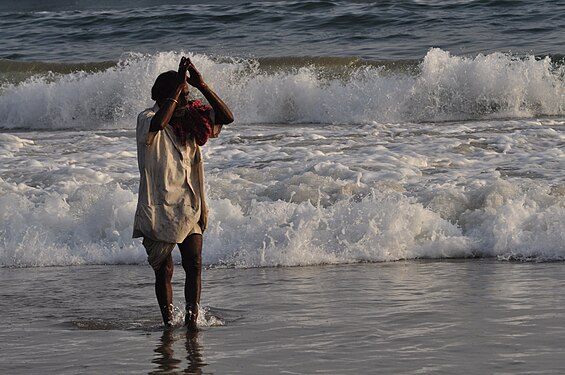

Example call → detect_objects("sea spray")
1 125 563 267
1 49 565 129
1 50 564 267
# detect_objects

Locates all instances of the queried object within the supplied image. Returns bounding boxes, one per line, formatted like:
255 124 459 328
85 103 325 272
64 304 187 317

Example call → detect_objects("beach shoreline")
2 260 565 374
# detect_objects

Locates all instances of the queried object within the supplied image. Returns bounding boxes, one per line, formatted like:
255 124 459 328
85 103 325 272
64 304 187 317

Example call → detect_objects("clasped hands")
178 56 207 90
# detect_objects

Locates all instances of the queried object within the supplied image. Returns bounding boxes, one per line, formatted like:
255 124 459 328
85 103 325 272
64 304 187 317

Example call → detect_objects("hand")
185 57 207 89
177 56 189 85
178 57 188 83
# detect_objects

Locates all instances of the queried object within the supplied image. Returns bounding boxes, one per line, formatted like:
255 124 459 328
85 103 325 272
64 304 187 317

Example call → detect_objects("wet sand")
2 260 565 374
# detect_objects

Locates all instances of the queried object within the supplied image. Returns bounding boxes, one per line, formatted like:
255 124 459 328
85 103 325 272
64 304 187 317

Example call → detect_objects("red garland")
169 100 213 146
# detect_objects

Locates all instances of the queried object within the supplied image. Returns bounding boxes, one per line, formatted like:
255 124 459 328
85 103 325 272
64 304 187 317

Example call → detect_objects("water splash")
1 49 564 129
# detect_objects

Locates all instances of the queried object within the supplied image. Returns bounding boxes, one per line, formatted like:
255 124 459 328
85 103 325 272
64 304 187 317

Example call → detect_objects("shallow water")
2 260 565 374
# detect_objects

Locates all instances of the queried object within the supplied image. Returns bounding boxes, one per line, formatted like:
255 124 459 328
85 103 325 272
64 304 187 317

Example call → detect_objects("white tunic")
133 105 209 244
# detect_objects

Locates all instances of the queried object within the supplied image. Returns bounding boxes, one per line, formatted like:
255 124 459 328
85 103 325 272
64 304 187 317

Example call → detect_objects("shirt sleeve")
137 108 155 146
208 108 216 124
208 108 224 138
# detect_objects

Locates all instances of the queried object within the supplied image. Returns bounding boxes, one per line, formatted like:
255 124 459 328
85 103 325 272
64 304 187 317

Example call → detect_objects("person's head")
151 70 189 107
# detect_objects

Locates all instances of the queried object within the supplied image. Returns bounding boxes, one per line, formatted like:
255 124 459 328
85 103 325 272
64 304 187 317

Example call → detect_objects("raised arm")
149 58 189 133
186 58 234 125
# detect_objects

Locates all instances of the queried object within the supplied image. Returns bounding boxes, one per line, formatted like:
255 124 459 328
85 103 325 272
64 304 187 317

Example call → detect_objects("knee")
180 235 203 270
182 250 202 271
156 259 174 282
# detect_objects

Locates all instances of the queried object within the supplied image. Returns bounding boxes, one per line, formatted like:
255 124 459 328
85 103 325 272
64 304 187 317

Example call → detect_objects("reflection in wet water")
150 329 205 375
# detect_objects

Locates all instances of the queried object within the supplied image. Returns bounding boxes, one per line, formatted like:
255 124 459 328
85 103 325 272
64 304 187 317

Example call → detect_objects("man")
133 56 234 330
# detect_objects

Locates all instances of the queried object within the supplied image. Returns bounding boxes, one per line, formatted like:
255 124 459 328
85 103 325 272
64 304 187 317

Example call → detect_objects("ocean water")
4 261 565 374
1 0 565 373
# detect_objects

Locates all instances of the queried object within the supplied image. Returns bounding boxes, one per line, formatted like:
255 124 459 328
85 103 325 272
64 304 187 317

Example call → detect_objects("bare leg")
154 254 174 326
179 234 202 331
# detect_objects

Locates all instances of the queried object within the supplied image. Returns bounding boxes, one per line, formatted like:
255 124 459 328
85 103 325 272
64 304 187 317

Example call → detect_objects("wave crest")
0 48 564 129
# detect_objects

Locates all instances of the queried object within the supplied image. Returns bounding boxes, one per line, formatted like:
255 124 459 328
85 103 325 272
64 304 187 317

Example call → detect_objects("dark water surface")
1 0 564 62
2 261 565 374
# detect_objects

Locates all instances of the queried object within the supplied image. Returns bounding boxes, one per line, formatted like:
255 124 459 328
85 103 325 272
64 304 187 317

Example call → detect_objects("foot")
185 311 198 331
185 319 199 332
185 303 199 331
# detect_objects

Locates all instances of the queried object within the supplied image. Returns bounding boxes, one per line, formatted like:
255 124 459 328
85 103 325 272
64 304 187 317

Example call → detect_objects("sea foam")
1 48 564 130
1 49 564 267
1 119 563 267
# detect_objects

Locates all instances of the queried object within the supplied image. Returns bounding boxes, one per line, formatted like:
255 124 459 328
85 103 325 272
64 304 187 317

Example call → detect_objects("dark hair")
151 70 178 102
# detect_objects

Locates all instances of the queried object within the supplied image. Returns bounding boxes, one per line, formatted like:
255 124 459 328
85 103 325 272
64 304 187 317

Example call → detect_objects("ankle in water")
185 303 199 327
